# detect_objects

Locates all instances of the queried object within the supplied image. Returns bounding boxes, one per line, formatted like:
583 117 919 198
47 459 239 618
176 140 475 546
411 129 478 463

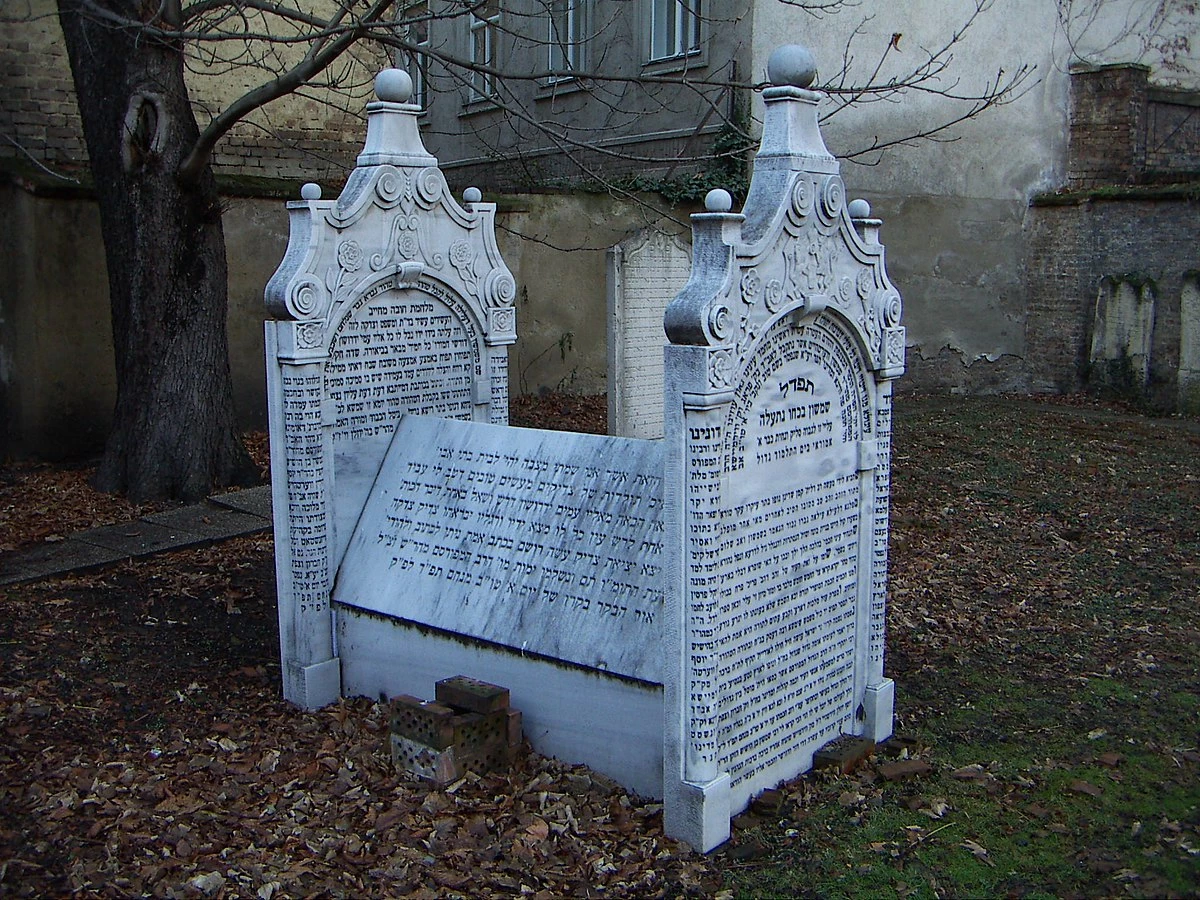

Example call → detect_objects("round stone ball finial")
463 186 483 204
375 68 414 103
300 182 322 201
705 188 733 213
848 198 872 219
767 45 818 88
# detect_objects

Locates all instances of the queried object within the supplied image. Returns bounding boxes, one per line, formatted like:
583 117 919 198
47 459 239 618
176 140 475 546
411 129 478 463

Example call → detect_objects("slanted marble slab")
333 415 666 682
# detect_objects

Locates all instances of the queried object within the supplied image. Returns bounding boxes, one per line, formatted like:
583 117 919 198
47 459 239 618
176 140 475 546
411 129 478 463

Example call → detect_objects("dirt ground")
1 393 1197 898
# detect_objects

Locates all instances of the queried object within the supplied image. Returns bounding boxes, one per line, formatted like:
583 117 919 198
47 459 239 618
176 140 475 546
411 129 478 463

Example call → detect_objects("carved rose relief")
398 232 419 261
740 270 762 305
337 240 363 273
449 240 479 296
764 279 785 313
708 349 733 390
296 322 321 349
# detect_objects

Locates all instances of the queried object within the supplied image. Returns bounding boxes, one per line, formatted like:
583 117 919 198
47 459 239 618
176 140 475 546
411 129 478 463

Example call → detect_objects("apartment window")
648 0 702 62
469 0 501 99
399 2 430 109
548 0 585 81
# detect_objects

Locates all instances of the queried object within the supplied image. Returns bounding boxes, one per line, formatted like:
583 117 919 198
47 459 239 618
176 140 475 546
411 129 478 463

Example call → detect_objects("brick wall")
0 8 380 186
1068 65 1200 187
0 13 87 175
1023 193 1199 409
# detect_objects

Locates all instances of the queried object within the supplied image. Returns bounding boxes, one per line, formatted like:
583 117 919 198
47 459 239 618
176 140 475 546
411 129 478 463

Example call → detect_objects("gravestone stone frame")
264 70 516 709
660 45 906 850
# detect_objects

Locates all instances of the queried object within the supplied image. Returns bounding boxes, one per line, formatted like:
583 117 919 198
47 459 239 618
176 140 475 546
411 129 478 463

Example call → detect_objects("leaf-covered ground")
1 394 1197 898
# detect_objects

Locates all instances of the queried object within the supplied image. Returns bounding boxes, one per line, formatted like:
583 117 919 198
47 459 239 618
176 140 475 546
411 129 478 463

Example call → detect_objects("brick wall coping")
0 158 347 202
1032 181 1200 206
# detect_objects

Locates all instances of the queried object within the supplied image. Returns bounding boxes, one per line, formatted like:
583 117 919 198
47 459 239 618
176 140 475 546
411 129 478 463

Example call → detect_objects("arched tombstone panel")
714 311 873 801
661 44 905 852
264 70 515 710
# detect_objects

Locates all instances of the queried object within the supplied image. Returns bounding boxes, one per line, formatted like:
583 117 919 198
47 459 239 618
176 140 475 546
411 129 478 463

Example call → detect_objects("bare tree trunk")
57 0 256 501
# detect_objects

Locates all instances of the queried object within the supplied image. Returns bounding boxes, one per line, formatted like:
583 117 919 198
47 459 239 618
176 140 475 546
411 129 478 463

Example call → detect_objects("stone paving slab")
144 505 270 540
0 539 122 586
209 485 272 519
74 521 204 556
0 486 276 588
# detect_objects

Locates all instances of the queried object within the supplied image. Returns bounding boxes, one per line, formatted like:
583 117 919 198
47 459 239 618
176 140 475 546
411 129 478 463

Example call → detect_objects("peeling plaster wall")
749 0 1200 392
495 192 689 398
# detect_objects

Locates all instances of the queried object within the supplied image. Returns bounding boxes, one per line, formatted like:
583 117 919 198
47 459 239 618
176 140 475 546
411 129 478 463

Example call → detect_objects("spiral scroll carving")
708 304 732 341
484 269 516 308
884 291 903 327
287 275 324 319
791 177 814 219
818 176 844 225
376 168 403 204
417 167 444 204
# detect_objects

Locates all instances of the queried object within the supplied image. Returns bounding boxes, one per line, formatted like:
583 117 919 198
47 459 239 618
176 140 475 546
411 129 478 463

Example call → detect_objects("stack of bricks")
389 676 523 785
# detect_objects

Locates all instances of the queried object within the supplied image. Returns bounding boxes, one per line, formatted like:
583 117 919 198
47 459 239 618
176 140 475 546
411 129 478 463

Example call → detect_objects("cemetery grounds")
0 393 1197 898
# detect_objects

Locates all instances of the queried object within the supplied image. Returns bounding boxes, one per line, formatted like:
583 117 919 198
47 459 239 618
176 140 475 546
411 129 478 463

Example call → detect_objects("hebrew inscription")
334 415 667 682
280 367 330 616
326 281 482 441
715 314 872 789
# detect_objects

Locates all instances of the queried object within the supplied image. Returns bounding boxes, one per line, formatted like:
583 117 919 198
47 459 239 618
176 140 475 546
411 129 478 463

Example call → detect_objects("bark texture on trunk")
58 0 257 501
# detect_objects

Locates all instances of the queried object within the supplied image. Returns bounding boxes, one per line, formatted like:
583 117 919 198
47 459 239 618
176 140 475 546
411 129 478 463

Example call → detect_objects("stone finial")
704 189 733 213
767 45 818 89
463 186 483 204
848 198 871 218
300 183 322 201
375 69 414 103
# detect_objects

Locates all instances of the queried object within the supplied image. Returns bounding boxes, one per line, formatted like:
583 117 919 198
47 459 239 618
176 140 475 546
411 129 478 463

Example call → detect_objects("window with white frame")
548 0 585 81
469 0 501 99
648 0 702 62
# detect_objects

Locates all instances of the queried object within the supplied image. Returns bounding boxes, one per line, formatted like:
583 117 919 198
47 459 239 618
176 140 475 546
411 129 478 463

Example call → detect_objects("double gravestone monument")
266 47 904 853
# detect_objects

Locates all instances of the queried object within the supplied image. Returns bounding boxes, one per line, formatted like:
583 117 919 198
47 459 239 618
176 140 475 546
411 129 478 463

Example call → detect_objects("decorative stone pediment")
664 50 904 385
265 71 516 361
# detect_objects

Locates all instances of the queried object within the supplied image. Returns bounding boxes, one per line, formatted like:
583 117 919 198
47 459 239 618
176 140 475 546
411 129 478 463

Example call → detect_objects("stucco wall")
0 182 675 458
749 0 1200 391
0 184 289 459
495 192 692 396
0 181 113 459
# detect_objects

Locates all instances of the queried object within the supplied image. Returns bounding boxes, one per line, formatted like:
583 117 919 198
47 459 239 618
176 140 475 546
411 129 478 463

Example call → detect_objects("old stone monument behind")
607 227 692 438
266 47 904 852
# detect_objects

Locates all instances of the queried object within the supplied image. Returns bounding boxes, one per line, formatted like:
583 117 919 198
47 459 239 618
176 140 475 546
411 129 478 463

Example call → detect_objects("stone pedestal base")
862 678 895 743
669 773 732 853
285 657 341 710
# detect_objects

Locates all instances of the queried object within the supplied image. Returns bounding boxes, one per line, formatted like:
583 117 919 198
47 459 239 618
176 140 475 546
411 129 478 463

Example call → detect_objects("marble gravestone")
264 69 516 710
660 45 905 849
266 46 905 854
607 228 692 439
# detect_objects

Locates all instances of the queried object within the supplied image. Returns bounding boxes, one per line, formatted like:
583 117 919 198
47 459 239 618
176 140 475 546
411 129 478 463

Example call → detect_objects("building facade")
2 1 1199 456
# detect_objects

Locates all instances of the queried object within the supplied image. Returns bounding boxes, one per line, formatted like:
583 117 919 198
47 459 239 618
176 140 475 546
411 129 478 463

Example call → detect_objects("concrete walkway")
0 485 273 586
